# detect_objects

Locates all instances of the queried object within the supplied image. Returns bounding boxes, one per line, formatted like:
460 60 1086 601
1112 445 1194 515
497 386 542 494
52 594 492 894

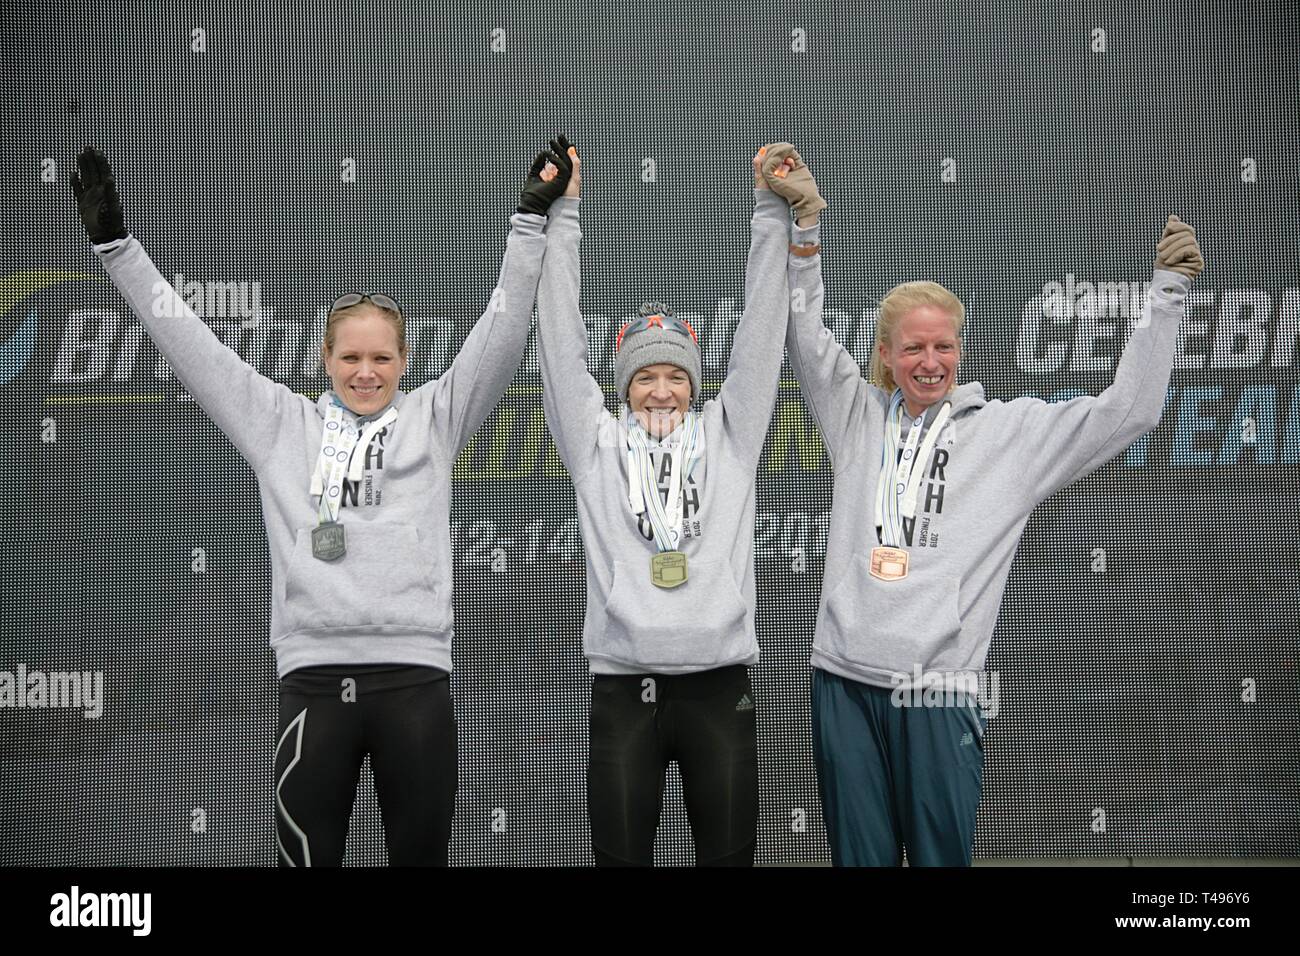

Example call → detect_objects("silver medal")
312 522 346 561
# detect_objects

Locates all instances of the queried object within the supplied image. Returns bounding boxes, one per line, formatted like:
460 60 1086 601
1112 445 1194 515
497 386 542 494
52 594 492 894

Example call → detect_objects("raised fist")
1155 215 1205 280
760 142 826 220
72 147 127 244
518 136 575 217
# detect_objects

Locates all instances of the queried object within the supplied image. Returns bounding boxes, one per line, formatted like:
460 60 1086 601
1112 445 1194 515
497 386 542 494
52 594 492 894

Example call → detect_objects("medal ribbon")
625 409 703 553
310 398 398 524
874 389 952 547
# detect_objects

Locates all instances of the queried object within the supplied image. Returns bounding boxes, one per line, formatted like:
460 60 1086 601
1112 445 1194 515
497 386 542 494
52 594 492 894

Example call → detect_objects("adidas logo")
735 693 754 712
959 732 974 746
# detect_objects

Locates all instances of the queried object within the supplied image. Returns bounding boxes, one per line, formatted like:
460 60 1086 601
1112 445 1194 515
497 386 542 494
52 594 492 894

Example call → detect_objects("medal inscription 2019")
651 551 688 589
313 522 346 561
869 546 908 581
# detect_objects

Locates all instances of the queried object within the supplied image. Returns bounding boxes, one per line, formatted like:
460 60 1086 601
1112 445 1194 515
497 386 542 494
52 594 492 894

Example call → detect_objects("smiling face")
627 363 692 438
877 304 961 417
321 306 407 415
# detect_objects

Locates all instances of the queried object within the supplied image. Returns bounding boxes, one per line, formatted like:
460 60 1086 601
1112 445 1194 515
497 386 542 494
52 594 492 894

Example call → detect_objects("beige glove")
761 142 827 219
1155 215 1205 280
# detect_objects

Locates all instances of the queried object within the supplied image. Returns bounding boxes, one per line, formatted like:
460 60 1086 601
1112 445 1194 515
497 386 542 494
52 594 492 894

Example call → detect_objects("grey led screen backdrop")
2 1 1297 865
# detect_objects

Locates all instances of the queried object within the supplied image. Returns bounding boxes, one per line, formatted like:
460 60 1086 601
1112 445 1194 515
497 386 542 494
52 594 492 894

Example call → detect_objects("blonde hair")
869 281 965 394
321 301 407 358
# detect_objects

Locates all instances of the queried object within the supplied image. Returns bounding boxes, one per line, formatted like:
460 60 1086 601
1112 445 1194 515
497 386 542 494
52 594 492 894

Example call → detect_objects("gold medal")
651 551 688 589
869 546 908 581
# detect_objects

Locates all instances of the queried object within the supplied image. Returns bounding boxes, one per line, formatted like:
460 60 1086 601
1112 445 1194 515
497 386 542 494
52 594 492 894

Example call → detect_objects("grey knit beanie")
615 302 702 401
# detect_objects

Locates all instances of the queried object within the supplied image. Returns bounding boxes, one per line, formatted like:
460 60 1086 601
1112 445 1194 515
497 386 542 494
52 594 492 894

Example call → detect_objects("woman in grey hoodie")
779 179 1205 865
536 142 816 865
71 144 570 865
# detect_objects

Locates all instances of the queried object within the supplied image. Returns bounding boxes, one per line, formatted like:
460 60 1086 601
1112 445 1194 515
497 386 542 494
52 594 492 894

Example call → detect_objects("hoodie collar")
315 389 404 424
943 381 986 416
896 382 986 430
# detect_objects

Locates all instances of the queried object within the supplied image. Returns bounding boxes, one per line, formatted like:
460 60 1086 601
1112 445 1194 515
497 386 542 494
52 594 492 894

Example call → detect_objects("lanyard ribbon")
625 409 704 553
310 398 398 524
874 389 951 547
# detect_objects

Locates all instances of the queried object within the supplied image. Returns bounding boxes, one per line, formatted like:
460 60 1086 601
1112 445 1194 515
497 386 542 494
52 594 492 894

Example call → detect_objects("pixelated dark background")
0 0 1296 864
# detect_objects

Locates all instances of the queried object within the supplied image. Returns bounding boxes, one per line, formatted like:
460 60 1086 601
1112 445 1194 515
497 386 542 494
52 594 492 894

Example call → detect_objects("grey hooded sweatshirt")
785 219 1191 689
92 214 547 676
537 192 792 674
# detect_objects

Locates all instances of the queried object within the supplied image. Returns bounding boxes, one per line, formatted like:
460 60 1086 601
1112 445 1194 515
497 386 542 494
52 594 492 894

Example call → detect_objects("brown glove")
761 142 826 219
1155 215 1205 280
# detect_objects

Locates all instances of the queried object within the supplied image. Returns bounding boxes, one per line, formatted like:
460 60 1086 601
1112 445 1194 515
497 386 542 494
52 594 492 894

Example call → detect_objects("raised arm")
710 146 794 469
425 145 568 458
535 143 609 480
992 215 1203 503
73 148 296 473
775 154 876 472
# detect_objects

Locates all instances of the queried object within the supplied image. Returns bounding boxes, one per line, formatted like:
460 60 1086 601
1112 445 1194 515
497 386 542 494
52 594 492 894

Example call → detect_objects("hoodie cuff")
510 210 547 237
92 234 133 258
544 196 580 233
792 221 821 248
753 188 790 222
1151 268 1192 298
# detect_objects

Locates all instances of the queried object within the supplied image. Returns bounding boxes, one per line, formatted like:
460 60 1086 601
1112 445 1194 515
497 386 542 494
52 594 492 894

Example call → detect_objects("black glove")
72 147 127 244
517 137 573 216
551 134 577 189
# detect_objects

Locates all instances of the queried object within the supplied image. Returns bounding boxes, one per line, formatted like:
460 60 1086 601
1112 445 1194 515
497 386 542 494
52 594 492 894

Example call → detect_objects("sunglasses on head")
330 293 404 319
615 313 699 352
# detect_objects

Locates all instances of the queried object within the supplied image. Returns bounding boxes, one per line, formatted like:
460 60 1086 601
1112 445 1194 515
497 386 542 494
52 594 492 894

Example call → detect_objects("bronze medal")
651 551 688 589
869 546 908 581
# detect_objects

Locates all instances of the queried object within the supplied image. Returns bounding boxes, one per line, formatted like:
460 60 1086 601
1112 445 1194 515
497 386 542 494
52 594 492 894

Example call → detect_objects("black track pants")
588 664 757 866
275 664 456 867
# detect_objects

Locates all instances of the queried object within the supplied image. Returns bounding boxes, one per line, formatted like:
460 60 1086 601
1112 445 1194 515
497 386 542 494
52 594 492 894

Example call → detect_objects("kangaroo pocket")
601 557 750 668
821 552 962 676
281 522 444 635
